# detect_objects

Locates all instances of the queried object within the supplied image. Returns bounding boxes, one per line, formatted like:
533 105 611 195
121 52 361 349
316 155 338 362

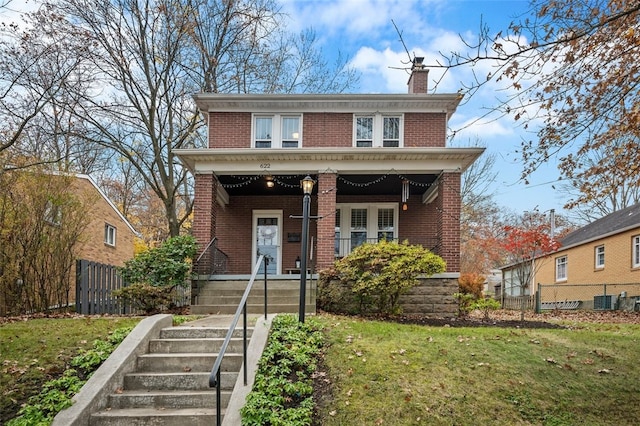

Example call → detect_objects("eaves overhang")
174 147 485 175
192 93 463 116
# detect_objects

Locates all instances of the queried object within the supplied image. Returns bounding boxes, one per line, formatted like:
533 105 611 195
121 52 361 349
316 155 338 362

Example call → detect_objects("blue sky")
3 0 568 217
282 0 569 217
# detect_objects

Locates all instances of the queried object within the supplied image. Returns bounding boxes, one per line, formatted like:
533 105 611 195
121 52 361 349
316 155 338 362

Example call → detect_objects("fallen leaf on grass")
545 357 557 364
598 369 611 374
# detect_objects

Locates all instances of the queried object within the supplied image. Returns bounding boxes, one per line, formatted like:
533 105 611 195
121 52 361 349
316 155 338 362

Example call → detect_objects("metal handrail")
195 237 217 266
209 254 268 426
193 237 230 276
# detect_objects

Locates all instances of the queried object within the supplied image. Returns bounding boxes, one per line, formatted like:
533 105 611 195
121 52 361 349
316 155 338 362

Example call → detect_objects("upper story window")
105 223 116 247
595 245 605 269
633 235 640 268
354 114 402 147
253 114 301 148
556 255 567 281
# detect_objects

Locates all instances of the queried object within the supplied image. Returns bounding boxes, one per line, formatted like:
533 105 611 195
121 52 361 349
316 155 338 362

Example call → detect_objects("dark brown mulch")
386 314 568 329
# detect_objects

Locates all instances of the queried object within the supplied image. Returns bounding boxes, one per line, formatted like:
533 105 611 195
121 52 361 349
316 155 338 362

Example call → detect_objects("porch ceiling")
218 173 438 196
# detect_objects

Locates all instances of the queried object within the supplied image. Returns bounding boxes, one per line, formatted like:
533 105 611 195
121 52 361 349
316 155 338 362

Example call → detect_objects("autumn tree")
18 0 358 239
561 134 640 221
0 169 91 315
0 5 92 163
458 140 506 274
433 0 640 219
499 221 560 320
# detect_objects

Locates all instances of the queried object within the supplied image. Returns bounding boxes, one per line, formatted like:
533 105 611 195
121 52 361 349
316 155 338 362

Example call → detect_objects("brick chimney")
407 57 429 94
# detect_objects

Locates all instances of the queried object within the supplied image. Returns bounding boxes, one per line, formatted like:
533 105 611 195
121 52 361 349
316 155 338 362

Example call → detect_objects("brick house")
501 203 640 310
177 61 483 283
72 173 137 267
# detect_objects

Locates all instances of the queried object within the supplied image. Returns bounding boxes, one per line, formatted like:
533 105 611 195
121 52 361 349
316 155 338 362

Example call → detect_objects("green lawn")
3 314 639 426
315 314 640 426
0 316 141 424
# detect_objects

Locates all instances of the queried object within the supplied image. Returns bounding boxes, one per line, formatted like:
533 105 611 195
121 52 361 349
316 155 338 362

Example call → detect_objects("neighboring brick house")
176 60 483 277
72 173 137 267
501 203 640 309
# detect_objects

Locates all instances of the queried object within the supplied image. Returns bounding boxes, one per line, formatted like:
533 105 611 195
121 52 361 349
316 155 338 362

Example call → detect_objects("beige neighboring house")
502 203 640 310
72 174 137 268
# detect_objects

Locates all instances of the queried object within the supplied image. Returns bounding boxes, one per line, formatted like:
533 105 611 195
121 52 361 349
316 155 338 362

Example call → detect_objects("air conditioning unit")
594 295 617 310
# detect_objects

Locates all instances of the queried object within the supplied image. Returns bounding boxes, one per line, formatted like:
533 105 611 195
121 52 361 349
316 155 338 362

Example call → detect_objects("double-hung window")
354 114 402 147
595 245 605 269
335 203 398 256
253 114 301 148
105 223 116 247
633 236 640 268
555 255 567 281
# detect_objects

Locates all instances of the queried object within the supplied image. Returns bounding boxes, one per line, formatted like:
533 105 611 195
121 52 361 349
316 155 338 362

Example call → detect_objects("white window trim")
633 235 640 268
555 255 567 282
335 203 399 256
353 113 403 148
252 114 302 148
105 223 116 247
595 245 605 269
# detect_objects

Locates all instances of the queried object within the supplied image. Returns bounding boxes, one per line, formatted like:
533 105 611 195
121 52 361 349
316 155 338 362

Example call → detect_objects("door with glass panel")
253 211 282 274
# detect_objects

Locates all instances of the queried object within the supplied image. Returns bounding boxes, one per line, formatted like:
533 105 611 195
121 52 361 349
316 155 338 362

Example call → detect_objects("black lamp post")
299 175 315 323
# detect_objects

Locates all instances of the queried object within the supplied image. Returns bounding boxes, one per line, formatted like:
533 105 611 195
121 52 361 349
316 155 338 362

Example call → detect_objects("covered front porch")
177 147 483 276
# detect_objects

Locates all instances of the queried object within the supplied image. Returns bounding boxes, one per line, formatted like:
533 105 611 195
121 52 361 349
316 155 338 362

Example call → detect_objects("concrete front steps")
191 279 316 315
89 325 251 426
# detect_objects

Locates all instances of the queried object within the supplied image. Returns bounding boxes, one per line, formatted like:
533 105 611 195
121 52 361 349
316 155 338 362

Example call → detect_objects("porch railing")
334 236 440 257
209 254 269 426
193 237 229 276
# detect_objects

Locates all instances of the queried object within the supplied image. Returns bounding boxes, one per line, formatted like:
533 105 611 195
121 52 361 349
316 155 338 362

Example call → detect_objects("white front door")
252 210 282 274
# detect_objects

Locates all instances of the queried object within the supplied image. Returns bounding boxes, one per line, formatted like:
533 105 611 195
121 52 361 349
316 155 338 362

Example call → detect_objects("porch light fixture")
265 175 275 188
299 175 315 322
301 175 315 195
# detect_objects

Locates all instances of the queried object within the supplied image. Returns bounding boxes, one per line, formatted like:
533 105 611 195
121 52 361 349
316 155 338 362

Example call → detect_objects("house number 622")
260 163 271 169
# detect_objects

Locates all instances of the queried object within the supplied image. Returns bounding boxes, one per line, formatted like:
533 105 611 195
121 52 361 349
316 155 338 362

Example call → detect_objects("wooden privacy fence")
75 259 190 315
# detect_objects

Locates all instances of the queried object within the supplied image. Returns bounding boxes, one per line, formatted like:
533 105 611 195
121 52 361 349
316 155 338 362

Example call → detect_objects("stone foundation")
318 273 459 318
398 274 459 317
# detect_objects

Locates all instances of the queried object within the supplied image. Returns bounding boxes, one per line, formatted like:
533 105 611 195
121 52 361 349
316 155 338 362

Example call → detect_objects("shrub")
472 296 501 321
458 273 485 298
325 240 446 315
114 235 197 313
454 292 476 318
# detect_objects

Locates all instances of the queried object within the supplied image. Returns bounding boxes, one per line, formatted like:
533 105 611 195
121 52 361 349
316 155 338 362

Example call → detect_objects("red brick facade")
180 74 482 276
